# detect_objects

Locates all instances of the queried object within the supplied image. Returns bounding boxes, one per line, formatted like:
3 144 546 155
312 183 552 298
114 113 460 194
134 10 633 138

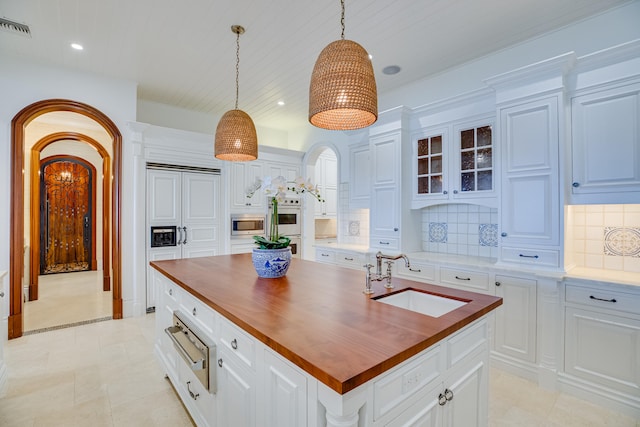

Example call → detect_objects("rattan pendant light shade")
309 39 377 130
215 25 258 161
308 0 377 130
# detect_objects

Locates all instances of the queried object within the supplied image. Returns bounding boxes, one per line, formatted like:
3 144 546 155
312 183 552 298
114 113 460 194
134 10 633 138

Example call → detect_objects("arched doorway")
9 99 123 339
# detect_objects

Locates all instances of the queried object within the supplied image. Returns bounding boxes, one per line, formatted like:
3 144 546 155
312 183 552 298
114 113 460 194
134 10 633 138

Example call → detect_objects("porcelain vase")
251 247 292 278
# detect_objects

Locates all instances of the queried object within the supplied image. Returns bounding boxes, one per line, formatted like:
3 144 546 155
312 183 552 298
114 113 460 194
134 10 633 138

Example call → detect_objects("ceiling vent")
0 17 31 38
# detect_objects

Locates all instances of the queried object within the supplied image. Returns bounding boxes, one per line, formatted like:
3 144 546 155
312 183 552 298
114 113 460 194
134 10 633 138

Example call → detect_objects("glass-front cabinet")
412 116 497 209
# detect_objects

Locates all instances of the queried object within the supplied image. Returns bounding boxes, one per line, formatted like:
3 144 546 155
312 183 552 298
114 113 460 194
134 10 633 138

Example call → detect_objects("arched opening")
9 99 123 339
302 143 340 259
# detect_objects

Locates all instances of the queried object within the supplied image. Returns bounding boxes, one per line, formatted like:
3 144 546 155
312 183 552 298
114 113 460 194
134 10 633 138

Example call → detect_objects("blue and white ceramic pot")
251 247 292 278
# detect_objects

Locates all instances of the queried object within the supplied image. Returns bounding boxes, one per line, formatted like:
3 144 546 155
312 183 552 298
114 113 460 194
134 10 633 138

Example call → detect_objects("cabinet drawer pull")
444 388 454 401
572 182 580 188
321 253 329 257
455 276 471 281
169 288 173 296
519 254 539 259
218 358 223 367
438 393 447 406
344 257 354 261
192 307 197 316
186 381 199 400
379 241 390 245
409 268 421 272
589 295 617 303
231 338 238 350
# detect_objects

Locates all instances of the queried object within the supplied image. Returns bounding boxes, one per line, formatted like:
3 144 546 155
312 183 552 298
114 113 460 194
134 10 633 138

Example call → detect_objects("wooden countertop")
151 254 502 394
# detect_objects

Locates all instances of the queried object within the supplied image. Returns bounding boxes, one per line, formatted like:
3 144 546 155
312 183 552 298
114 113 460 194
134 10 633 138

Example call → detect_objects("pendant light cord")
235 30 240 110
340 0 345 40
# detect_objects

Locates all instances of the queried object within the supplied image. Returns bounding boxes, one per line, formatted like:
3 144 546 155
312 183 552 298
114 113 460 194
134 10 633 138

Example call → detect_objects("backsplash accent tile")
567 204 640 273
422 204 498 258
479 224 498 247
338 183 369 245
348 220 360 236
604 227 640 257
429 222 448 243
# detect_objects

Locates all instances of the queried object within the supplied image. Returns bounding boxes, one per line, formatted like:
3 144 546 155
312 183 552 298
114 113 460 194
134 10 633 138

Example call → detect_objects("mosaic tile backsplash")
567 204 640 273
422 204 499 258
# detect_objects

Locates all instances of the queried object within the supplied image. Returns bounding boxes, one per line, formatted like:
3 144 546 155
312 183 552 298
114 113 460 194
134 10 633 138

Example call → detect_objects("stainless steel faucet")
363 251 411 294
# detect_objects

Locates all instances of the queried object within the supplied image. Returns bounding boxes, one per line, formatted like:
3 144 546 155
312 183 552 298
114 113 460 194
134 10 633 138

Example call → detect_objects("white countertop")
564 267 640 288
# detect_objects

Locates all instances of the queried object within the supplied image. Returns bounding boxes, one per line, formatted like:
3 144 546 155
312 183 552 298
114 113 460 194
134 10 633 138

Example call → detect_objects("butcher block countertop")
151 254 502 394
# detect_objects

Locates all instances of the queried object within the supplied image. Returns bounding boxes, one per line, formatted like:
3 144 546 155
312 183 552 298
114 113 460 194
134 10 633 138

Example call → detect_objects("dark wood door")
40 157 94 274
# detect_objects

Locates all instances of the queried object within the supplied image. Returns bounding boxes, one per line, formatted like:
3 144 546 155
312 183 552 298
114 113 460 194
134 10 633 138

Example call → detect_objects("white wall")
0 55 138 319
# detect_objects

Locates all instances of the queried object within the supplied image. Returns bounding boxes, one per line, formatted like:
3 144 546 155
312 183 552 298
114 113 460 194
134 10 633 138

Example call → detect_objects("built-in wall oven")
267 198 302 258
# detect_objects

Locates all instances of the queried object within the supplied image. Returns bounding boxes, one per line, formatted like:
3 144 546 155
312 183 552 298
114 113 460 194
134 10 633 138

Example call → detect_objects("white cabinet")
412 116 496 209
314 150 338 218
349 142 371 208
263 350 308 427
146 168 222 309
231 161 265 211
493 275 537 365
217 346 256 427
267 161 300 183
570 81 640 203
498 95 562 269
440 267 491 295
564 282 640 404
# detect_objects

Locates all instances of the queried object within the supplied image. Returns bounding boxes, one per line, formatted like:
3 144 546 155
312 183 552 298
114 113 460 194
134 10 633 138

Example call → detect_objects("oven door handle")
165 325 205 371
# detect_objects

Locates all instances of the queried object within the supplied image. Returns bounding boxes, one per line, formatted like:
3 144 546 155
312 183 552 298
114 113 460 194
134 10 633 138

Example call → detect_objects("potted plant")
246 175 323 277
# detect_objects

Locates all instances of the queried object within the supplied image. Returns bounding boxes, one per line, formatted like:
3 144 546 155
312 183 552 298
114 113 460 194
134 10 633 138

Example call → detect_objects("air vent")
0 17 31 38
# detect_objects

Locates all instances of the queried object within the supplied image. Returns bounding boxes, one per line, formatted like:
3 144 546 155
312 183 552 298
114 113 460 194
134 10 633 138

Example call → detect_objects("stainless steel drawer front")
165 311 217 393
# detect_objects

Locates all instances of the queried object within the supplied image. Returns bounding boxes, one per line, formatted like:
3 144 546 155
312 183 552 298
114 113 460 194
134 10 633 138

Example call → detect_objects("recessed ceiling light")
70 43 83 50
382 65 401 75
277 100 285 106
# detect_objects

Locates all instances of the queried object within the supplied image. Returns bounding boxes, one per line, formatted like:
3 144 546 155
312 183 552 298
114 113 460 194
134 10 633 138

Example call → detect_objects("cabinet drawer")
372 237 399 250
440 267 490 293
177 356 215 426
565 284 640 316
315 248 336 264
447 318 488 368
373 345 443 421
396 262 436 283
164 281 181 310
501 246 559 268
335 250 366 270
219 317 256 370
179 292 215 336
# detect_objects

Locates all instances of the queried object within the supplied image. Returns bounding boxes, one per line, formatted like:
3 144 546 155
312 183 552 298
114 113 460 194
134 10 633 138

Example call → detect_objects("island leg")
317 382 368 427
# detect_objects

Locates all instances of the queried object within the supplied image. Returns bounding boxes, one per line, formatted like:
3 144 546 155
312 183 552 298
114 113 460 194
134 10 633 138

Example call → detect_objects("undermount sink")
374 289 468 317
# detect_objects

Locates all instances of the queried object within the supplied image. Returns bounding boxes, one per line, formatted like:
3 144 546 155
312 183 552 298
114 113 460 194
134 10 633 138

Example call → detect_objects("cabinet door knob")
453 190 458 194
443 191 448 195
169 288 173 296
444 388 454 401
218 358 223 367
438 393 447 406
192 307 197 316
572 182 580 188
495 281 501 287
393 227 399 232
501 232 507 237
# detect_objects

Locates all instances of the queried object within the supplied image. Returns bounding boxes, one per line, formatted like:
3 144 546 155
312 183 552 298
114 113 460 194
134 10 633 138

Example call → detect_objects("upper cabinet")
314 149 337 218
412 116 496 208
410 90 497 209
230 161 265 212
349 142 371 208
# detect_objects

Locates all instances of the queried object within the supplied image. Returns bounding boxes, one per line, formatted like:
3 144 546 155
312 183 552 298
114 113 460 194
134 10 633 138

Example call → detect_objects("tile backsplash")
567 204 640 273
421 204 499 258
339 183 369 246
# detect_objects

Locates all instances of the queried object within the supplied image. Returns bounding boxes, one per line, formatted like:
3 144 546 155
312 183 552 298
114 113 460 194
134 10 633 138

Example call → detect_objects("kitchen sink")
374 289 468 317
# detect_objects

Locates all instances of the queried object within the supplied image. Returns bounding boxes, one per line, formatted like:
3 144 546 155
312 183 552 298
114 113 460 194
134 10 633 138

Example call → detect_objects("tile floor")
1 272 638 426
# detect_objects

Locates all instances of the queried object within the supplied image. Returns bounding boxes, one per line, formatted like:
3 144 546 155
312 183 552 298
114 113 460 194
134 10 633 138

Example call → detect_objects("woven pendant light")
309 0 377 130
215 25 258 161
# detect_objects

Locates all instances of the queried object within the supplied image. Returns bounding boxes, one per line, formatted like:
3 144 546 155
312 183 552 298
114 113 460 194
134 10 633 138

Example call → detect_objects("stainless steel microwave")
231 215 265 236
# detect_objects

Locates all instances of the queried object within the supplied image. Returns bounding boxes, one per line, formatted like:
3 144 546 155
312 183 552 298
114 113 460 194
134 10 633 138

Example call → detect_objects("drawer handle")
218 358 223 367
379 241 390 245
231 338 238 350
186 381 199 400
519 254 539 259
438 393 447 406
192 307 197 316
409 268 421 272
344 257 354 261
455 276 471 281
169 288 173 296
590 295 617 303
321 253 329 257
444 388 454 401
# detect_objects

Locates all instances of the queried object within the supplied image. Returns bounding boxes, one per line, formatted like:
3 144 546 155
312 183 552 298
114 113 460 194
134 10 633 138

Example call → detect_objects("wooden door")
40 157 95 274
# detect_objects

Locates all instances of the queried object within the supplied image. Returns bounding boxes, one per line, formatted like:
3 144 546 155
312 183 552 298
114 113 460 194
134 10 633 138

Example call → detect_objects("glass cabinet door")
417 134 444 195
460 125 493 193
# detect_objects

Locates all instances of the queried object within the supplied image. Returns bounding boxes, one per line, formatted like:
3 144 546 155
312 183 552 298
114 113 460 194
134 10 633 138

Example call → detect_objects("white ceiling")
0 0 631 131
